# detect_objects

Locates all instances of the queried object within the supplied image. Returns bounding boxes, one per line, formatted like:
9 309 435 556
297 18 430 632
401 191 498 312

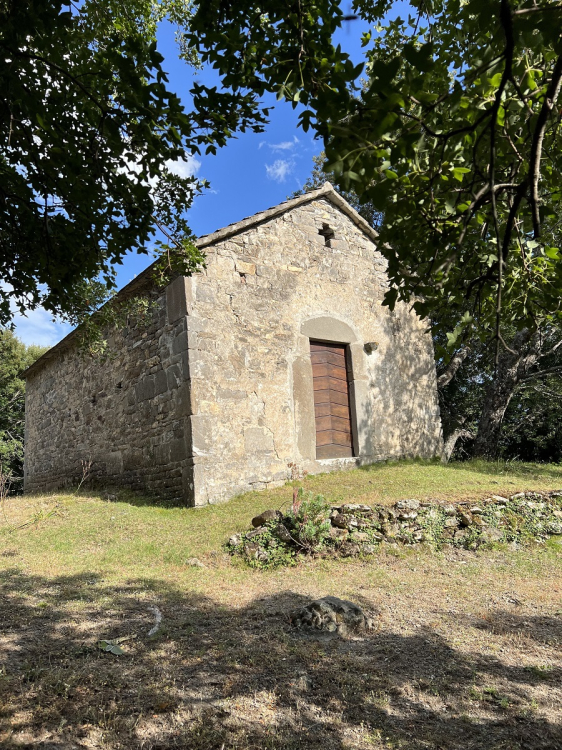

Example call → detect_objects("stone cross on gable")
318 223 335 247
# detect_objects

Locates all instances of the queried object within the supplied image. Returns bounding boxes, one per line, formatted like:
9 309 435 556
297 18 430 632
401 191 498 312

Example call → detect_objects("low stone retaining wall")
227 490 562 568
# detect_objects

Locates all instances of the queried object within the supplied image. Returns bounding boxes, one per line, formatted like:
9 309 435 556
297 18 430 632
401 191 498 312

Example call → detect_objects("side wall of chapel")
24 284 194 503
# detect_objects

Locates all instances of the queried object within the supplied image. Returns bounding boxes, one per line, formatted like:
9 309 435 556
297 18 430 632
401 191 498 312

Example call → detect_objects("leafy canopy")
5 0 562 345
185 0 562 344
0 0 268 327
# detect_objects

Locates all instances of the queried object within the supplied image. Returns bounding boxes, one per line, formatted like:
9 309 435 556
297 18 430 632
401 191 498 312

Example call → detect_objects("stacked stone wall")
24 289 192 503
185 198 443 504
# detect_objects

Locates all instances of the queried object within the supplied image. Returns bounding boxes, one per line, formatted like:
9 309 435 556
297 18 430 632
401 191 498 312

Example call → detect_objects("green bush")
285 488 332 551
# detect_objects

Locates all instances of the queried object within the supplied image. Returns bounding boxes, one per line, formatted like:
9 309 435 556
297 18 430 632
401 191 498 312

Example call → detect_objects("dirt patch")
1 548 561 749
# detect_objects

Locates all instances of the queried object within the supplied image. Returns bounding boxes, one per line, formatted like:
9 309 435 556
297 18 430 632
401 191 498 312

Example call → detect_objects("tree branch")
437 346 471 388
528 52 562 238
521 364 562 382
537 336 562 359
513 4 562 16
400 107 490 142
442 427 475 462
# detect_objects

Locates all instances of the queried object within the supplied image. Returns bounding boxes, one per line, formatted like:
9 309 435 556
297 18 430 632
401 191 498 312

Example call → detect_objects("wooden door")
310 341 354 459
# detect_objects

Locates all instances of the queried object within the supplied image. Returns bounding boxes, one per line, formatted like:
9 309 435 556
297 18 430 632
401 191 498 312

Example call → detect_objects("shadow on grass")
72 486 188 510
1 569 560 749
447 459 562 480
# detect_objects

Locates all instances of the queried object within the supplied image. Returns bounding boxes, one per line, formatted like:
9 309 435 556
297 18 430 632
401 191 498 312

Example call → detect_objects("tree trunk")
473 378 519 459
442 427 474 462
473 329 540 458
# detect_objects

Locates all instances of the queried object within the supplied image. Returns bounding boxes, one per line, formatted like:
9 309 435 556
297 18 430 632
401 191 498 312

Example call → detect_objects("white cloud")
265 159 294 183
261 135 303 182
12 307 72 348
270 136 300 152
164 154 201 179
259 136 300 153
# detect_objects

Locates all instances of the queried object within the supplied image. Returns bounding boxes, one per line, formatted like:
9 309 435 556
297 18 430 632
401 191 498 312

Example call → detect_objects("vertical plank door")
310 341 354 458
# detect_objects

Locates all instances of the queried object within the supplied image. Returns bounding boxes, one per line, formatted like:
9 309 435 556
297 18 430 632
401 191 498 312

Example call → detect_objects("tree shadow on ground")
0 569 560 749
68 487 188 509
445 459 562 481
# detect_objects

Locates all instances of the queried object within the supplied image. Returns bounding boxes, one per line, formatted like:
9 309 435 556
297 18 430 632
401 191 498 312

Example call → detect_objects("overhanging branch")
437 346 471 388
521 364 562 382
528 52 562 238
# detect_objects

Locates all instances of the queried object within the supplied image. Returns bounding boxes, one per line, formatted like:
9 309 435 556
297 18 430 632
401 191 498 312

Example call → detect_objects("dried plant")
74 458 93 494
287 462 308 482
291 486 302 516
0 464 12 526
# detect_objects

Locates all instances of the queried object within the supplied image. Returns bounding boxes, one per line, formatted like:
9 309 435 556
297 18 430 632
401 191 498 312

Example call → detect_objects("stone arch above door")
300 316 358 344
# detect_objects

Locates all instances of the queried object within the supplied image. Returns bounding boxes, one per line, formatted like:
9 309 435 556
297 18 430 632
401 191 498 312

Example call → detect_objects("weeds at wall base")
227 488 562 569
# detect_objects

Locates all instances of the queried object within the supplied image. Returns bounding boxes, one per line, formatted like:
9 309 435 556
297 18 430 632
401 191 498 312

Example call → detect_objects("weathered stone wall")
230 491 562 567
186 197 443 504
24 191 443 506
24 280 192 503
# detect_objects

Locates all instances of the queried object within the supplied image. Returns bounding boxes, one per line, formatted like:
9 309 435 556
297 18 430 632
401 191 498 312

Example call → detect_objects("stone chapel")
23 183 443 505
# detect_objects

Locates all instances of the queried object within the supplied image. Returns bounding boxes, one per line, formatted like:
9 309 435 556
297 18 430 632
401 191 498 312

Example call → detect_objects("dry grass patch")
1 459 561 749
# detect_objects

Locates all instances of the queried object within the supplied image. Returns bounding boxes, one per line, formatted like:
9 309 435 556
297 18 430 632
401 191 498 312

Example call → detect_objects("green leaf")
496 105 505 127
453 167 470 182
98 640 125 655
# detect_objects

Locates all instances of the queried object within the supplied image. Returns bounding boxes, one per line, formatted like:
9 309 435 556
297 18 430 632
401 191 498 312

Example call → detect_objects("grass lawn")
1 459 561 749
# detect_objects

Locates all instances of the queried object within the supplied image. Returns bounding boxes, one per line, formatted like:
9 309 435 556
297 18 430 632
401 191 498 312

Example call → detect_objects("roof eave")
195 182 378 249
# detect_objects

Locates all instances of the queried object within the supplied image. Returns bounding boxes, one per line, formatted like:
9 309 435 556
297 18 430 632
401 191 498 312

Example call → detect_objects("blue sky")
13 3 409 347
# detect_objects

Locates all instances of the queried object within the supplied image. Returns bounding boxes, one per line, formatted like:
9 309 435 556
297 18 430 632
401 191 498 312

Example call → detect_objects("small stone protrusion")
251 509 283 528
291 596 374 636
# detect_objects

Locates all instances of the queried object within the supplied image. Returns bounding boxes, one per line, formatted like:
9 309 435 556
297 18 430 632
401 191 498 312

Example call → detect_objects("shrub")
285 488 332 552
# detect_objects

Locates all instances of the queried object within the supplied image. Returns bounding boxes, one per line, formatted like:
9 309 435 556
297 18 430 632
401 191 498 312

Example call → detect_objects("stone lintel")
300 316 358 344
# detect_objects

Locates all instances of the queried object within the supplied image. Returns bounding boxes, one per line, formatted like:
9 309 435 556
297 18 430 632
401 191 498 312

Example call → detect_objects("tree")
0 330 47 487
436 323 562 460
0 0 268 328
500 365 562 462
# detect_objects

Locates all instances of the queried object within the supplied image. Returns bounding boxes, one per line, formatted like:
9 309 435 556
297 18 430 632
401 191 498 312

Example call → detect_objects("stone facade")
24 290 192 502
24 184 443 504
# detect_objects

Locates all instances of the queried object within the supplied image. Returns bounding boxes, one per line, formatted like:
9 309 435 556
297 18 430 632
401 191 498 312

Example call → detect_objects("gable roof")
24 183 377 378
196 181 378 248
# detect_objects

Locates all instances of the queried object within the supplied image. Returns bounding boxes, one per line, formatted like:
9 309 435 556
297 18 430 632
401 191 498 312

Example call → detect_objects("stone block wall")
24 190 443 506
24 280 193 503
185 197 443 504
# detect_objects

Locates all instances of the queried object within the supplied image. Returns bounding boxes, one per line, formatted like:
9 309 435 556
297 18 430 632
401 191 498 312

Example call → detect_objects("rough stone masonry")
23 184 443 505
